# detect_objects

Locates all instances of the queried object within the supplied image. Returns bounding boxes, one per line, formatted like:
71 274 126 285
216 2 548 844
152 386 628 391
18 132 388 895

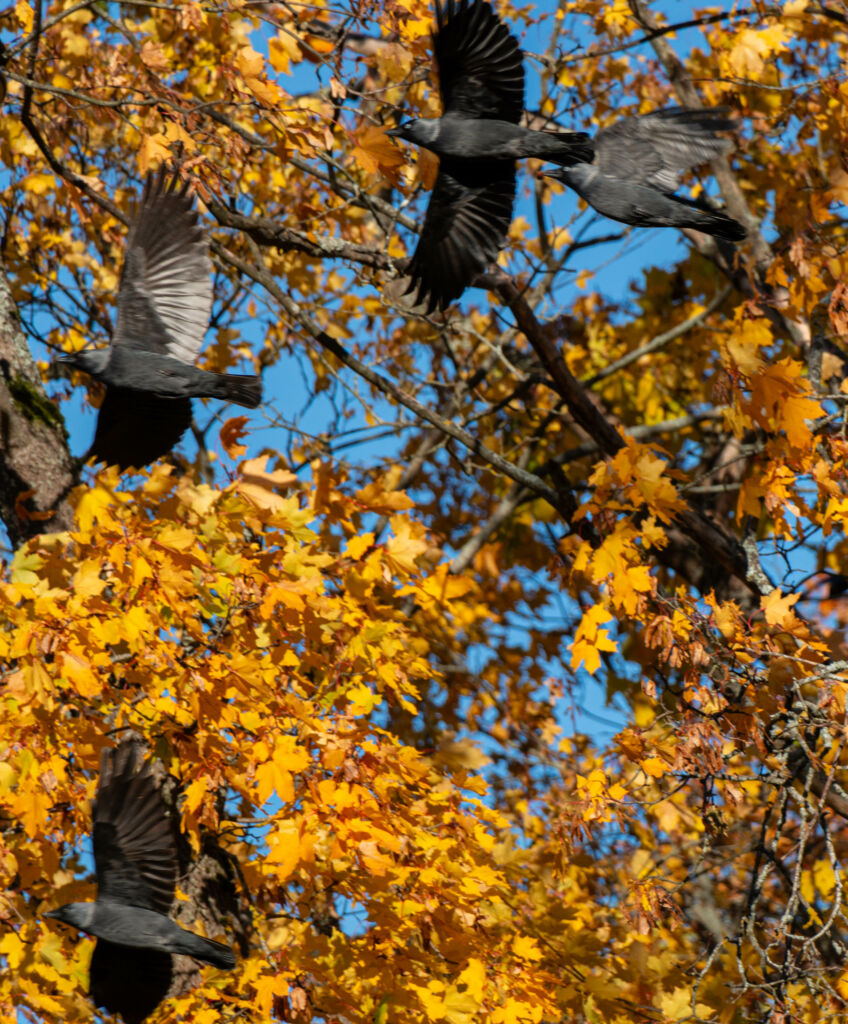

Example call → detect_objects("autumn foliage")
2 1 848 1023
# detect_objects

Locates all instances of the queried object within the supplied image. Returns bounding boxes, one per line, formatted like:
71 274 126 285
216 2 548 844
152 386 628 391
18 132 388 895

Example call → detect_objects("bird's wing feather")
434 0 524 122
88 388 192 470
595 107 735 190
113 167 213 365
402 159 515 313
93 743 177 913
90 940 173 1024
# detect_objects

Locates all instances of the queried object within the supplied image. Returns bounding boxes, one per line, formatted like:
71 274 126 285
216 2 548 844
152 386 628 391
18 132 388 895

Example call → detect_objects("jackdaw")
58 168 262 470
386 0 593 312
544 107 746 241
45 742 235 1024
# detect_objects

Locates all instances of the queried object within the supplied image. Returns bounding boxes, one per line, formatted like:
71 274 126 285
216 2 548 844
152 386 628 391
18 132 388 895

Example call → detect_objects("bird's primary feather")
404 159 515 312
434 0 524 123
594 107 736 193
113 167 213 366
93 742 176 914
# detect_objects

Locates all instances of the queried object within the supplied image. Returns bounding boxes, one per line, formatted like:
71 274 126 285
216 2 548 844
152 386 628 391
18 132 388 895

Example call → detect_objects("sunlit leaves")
4 1 848 1022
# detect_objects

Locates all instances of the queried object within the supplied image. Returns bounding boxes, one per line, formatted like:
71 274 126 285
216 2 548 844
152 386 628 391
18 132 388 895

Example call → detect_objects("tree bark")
0 258 76 547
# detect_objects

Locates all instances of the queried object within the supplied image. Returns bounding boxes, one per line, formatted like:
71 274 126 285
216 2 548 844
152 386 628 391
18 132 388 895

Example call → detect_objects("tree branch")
493 274 755 588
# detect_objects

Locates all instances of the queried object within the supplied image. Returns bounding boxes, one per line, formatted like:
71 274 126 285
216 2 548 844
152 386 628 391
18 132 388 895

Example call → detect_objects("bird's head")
387 118 439 148
543 164 589 187
44 902 95 931
55 347 111 380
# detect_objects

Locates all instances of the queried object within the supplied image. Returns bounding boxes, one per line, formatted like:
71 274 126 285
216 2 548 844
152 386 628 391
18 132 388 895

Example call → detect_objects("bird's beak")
44 909 60 919
541 169 562 179
386 127 402 138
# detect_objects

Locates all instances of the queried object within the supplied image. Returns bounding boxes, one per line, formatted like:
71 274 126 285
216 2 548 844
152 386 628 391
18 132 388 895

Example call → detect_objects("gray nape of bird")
545 107 747 241
386 0 593 313
57 168 262 470
45 742 235 1024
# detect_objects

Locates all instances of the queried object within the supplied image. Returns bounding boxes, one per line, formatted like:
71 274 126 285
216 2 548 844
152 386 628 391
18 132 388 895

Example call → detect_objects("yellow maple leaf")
254 974 290 1017
385 519 428 575
570 604 617 674
725 317 771 375
348 683 383 715
15 0 33 32
265 820 301 880
346 532 375 561
137 132 171 177
457 958 486 1001
256 759 294 804
269 31 301 75
512 935 543 961
726 25 788 78
183 777 208 816
418 146 440 190
236 46 263 79
761 588 800 627
640 757 666 779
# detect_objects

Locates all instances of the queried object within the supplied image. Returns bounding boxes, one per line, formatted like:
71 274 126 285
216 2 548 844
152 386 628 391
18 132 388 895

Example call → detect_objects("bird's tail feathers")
217 374 262 409
541 130 594 167
673 193 747 241
695 210 747 242
194 935 236 970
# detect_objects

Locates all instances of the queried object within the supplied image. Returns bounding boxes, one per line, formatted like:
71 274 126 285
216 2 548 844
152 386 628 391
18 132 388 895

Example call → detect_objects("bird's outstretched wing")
595 107 736 190
89 941 173 1024
434 0 524 123
402 159 515 313
93 743 177 913
113 167 213 365
88 389 192 470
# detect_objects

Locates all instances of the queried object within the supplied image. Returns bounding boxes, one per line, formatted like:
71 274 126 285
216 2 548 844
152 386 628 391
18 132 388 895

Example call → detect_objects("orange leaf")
352 125 406 187
220 416 249 459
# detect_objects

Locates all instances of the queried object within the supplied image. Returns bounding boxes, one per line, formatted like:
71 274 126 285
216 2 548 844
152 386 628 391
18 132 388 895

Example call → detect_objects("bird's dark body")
417 116 593 165
555 164 746 240
87 347 261 403
50 901 235 967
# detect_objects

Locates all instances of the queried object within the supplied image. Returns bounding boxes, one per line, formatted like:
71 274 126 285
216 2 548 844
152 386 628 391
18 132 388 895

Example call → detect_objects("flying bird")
45 742 235 1024
387 0 593 313
544 107 746 241
58 168 262 470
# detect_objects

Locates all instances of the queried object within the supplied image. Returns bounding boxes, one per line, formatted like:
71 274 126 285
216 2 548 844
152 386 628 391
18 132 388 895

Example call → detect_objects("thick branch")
493 275 755 588
205 198 391 269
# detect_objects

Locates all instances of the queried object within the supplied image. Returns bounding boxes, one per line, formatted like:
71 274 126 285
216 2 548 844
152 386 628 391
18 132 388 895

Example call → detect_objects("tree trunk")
0 258 76 547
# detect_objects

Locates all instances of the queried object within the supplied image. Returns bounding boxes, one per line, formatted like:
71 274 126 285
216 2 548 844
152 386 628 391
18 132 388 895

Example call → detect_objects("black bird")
45 742 235 1024
58 168 262 470
544 107 747 241
387 0 593 312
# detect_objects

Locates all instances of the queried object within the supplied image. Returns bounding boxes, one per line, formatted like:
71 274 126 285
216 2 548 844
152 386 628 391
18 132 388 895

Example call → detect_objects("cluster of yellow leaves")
0 461 667 1024
0 450 773 1024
